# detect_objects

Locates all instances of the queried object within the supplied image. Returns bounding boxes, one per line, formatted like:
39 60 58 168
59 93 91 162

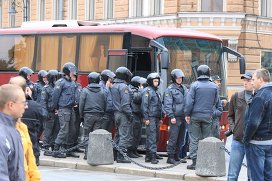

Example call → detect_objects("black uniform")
73 82 83 147
21 100 44 165
79 83 105 139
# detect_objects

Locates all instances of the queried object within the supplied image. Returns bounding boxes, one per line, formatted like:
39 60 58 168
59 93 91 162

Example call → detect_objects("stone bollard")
87 129 114 165
195 137 226 177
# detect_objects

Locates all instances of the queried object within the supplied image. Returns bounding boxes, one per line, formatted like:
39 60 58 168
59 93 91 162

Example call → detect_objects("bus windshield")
157 37 224 87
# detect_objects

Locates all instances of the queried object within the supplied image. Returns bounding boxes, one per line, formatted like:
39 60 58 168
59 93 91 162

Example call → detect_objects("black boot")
83 147 88 160
116 152 131 163
66 151 80 158
127 149 139 158
166 154 176 164
151 153 159 164
174 154 181 161
44 146 53 156
133 149 142 157
187 159 196 170
156 153 163 160
53 144 66 158
145 151 151 162
66 145 80 158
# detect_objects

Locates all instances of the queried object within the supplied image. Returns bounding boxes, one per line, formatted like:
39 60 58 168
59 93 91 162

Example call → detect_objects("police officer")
33 70 48 103
52 62 78 158
71 74 84 153
18 67 35 97
141 73 163 164
111 67 133 163
210 75 223 139
79 72 106 160
184 65 219 170
164 69 188 164
128 76 144 158
99 69 115 132
41 70 59 156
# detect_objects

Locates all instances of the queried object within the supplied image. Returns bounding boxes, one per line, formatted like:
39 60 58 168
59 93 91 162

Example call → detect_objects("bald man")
10 76 44 166
0 84 26 181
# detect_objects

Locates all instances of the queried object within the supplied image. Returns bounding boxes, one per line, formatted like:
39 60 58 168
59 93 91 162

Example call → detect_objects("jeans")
227 139 248 181
245 143 272 181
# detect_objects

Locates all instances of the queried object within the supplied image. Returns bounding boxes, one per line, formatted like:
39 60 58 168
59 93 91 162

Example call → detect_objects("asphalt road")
39 166 182 181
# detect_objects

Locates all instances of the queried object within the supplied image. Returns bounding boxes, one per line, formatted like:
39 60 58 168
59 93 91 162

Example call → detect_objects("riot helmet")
47 70 59 84
115 67 132 82
88 72 100 84
62 62 77 76
171 69 185 84
101 69 115 82
147 72 160 87
38 70 48 83
197 65 211 80
139 77 147 88
18 67 34 80
130 76 142 88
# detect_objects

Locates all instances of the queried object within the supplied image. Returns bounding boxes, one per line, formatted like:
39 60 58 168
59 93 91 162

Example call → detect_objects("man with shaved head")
0 84 26 181
9 76 44 166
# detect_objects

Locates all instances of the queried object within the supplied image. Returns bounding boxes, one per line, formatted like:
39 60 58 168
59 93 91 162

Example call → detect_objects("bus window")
60 35 77 67
36 35 60 70
79 34 123 72
0 35 34 71
157 37 222 87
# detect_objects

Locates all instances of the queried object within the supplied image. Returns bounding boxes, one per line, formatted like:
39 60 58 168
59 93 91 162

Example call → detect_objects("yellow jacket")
16 120 41 181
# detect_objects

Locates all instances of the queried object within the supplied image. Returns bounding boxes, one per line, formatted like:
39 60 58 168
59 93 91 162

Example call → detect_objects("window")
78 34 123 72
261 0 272 17
36 35 77 70
130 0 143 17
150 0 161 16
261 51 272 80
104 0 113 19
201 0 223 12
9 1 15 27
69 0 77 20
38 0 45 21
86 0 95 20
53 0 63 20
0 35 35 71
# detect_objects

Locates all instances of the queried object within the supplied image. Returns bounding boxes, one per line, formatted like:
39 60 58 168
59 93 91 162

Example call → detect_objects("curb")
40 159 227 181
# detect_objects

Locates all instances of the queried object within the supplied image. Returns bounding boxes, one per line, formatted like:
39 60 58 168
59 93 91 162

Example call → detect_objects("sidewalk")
39 151 247 181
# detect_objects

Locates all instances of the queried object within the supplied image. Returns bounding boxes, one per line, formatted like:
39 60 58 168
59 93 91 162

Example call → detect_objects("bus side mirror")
161 51 169 69
239 57 245 74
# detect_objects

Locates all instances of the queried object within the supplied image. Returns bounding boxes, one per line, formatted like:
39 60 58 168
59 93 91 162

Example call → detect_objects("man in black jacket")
79 72 106 160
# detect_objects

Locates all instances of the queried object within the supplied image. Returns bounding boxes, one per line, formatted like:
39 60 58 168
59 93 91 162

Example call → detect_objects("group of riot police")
18 62 221 169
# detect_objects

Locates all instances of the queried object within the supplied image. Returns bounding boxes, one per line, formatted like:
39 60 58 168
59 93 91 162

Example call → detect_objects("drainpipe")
58 0 63 20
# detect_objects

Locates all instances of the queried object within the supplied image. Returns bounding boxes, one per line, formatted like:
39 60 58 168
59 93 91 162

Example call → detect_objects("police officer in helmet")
128 76 144 158
164 69 188 164
79 72 106 160
18 67 35 98
141 72 163 164
99 69 115 132
52 62 79 158
111 67 133 163
41 70 59 156
185 65 219 170
33 70 48 103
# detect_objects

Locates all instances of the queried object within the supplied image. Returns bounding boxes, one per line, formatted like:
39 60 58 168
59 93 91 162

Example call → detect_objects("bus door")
129 47 153 78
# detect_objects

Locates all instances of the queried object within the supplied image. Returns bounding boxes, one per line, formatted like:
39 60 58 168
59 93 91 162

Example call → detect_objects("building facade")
0 0 271 94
